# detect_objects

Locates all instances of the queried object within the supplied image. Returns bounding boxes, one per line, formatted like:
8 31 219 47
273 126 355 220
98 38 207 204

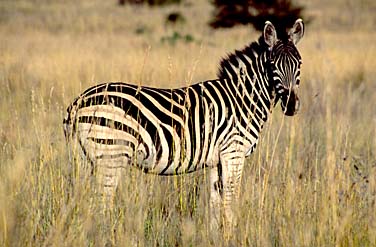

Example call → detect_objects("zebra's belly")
135 145 210 175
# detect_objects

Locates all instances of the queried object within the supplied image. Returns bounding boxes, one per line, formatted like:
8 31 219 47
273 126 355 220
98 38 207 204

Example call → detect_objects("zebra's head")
264 19 304 116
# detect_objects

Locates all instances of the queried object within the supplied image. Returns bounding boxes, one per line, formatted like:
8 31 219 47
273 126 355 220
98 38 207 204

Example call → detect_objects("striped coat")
64 19 304 229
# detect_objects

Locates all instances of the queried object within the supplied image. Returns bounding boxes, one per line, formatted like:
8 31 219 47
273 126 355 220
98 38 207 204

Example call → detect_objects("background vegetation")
0 0 375 246
209 0 307 31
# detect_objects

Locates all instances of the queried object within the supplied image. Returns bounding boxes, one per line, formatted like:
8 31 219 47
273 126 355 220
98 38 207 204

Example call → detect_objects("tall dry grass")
0 0 375 246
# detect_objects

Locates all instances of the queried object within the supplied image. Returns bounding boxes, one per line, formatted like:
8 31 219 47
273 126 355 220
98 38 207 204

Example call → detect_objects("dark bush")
209 0 309 32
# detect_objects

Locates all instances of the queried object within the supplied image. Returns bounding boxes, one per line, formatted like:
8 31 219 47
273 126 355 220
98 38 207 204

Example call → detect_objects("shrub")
209 0 308 31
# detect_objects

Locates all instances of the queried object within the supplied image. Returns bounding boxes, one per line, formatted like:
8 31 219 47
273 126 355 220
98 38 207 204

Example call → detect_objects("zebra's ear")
289 19 304 45
263 21 277 48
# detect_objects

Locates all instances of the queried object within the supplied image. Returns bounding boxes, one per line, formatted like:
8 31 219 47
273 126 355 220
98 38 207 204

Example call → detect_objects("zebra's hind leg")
94 156 127 210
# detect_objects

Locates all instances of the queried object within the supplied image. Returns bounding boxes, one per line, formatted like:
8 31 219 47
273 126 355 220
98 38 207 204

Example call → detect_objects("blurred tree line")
118 0 308 31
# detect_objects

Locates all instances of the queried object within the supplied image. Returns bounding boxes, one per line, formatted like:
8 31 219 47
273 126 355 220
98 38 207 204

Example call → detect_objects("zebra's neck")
217 37 275 139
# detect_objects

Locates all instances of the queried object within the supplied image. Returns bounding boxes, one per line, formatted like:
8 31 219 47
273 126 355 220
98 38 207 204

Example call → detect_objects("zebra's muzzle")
280 88 300 116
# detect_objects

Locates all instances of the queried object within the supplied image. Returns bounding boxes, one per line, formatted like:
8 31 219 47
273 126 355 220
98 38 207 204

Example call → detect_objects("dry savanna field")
0 0 375 246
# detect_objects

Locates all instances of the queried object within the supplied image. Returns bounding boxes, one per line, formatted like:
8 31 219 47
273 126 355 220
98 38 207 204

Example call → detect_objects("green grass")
0 0 375 246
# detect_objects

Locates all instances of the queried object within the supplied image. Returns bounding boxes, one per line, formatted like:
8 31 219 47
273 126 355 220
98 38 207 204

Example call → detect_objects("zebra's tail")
63 100 90 168
63 101 77 141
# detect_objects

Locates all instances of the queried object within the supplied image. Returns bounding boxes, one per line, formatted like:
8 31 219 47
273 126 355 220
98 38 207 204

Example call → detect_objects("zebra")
63 19 304 229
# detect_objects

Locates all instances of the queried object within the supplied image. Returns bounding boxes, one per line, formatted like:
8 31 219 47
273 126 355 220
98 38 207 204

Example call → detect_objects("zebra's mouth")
280 88 300 116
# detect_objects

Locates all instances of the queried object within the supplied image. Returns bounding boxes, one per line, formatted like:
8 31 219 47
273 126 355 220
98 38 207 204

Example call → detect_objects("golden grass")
0 0 375 246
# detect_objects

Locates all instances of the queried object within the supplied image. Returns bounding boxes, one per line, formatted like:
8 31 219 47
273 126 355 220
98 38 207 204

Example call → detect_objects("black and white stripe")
63 19 304 228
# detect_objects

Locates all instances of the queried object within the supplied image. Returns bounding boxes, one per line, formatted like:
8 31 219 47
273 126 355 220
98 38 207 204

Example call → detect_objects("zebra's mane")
217 36 269 80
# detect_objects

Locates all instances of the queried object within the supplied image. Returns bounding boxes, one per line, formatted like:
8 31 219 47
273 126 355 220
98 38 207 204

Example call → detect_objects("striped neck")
217 37 276 128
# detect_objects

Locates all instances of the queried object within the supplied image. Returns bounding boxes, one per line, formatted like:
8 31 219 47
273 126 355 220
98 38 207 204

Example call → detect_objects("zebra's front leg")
219 148 245 232
209 151 245 233
209 165 222 231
